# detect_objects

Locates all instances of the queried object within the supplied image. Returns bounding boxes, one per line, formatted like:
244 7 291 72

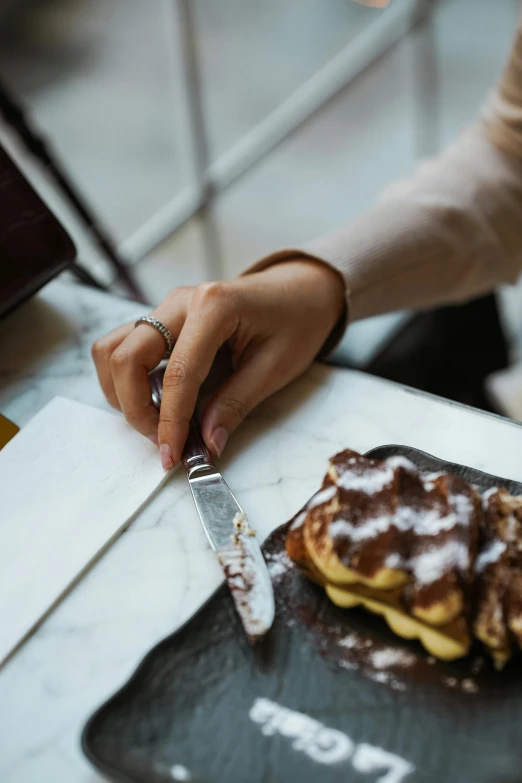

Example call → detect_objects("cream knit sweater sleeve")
246 19 522 325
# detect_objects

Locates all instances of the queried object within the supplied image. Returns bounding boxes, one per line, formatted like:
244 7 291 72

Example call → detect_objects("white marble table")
4 280 522 783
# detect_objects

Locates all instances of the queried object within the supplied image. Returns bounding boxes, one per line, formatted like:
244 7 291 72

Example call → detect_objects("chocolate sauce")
473 489 522 658
286 448 522 666
311 450 480 617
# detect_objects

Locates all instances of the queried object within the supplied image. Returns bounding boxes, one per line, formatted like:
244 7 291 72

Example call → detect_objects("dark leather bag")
0 143 76 320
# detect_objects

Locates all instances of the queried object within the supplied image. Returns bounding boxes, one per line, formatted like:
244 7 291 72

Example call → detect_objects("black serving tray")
82 446 522 783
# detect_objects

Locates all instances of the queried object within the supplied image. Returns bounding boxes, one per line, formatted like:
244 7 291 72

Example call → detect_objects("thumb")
200 352 279 457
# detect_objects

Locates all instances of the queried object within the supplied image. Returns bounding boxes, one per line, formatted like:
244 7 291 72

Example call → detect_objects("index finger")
158 283 238 468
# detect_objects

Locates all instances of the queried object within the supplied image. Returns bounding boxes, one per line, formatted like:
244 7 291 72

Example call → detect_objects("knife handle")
149 366 212 469
181 416 212 469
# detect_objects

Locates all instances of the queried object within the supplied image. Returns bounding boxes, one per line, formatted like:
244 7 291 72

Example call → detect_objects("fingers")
158 282 239 468
112 295 191 440
91 288 192 442
91 323 134 409
200 349 284 458
109 324 169 440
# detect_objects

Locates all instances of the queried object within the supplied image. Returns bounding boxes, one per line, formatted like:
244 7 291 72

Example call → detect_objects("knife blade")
149 367 275 642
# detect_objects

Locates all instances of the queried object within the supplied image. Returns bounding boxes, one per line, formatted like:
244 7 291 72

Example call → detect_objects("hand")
91 260 345 469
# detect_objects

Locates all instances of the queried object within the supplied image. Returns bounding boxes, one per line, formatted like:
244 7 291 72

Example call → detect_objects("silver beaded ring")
134 316 174 360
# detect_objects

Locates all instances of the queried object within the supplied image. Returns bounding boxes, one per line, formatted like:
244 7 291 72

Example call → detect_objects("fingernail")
210 426 228 457
160 443 174 471
148 433 159 446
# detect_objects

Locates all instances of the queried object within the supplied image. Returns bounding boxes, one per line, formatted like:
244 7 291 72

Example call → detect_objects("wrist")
272 256 346 320
256 255 348 356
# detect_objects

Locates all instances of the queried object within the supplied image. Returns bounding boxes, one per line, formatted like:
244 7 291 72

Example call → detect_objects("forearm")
246 21 522 327
303 122 522 321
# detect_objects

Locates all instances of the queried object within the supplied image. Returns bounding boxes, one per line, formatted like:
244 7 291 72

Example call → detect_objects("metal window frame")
120 0 438 280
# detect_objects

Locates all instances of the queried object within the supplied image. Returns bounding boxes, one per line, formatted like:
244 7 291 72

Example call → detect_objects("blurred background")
1 0 521 413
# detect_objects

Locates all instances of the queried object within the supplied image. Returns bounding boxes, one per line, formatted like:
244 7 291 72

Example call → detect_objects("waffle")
292 450 479 625
326 583 470 661
473 488 522 668
285 449 522 667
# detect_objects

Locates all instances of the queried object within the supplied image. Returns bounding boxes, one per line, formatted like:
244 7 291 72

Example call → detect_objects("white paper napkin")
0 396 168 667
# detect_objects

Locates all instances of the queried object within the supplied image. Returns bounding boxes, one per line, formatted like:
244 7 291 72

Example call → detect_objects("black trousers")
365 293 509 413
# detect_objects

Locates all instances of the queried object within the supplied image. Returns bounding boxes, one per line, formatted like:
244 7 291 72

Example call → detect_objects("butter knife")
149 367 275 642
